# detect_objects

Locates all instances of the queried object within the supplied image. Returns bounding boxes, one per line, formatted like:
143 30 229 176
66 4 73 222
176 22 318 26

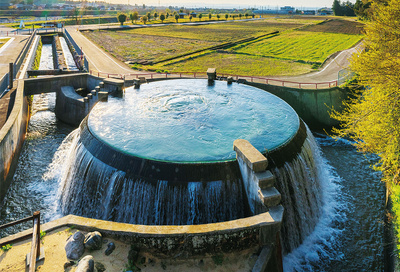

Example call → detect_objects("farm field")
83 17 364 76
84 30 219 63
233 31 363 64
299 18 364 35
150 51 313 76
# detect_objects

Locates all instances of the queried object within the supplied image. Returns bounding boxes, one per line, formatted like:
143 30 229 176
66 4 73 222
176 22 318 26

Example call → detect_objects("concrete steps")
260 187 281 207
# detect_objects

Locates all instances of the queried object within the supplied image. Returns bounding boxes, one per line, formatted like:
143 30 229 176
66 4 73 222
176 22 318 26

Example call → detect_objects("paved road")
66 26 135 75
0 35 29 80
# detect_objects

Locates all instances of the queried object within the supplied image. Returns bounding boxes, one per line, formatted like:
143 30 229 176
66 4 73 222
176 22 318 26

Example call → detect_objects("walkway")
0 35 29 79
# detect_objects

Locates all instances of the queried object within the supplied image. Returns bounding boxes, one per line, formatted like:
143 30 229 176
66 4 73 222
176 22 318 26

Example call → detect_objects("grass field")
300 19 364 35
124 18 321 42
83 17 364 76
233 31 363 64
0 38 10 49
84 30 219 62
148 51 313 76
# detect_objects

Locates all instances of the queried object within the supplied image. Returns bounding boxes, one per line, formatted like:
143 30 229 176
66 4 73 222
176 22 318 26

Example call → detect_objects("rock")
105 242 116 256
95 261 106 272
84 231 103 250
63 260 75 269
75 255 94 272
65 231 85 260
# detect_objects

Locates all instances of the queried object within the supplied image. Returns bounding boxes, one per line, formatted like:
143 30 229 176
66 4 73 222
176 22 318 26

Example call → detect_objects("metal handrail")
89 70 338 89
0 211 41 272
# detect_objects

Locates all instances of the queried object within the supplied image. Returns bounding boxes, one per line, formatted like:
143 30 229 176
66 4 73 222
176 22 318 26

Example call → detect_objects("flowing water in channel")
59 37 78 71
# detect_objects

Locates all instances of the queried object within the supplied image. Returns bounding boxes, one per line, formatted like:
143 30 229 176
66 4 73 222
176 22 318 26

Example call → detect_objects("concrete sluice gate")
59 79 323 254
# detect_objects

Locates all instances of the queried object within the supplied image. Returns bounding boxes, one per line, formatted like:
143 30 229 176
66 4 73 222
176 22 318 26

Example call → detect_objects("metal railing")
0 211 42 272
90 70 339 90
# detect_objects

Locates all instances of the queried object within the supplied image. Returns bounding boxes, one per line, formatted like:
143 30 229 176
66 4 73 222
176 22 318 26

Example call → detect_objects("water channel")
0 42 386 271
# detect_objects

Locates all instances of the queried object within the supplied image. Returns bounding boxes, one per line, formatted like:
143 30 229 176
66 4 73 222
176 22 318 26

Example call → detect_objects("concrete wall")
0 82 29 201
24 73 103 96
244 82 349 129
0 212 282 258
55 86 87 126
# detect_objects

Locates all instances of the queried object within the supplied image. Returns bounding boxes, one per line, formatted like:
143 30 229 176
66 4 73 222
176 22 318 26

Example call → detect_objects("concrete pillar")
8 63 13 89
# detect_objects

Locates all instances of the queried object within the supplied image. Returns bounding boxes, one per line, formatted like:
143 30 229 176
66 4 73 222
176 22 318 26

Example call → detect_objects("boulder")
84 231 103 250
75 255 94 272
65 231 85 260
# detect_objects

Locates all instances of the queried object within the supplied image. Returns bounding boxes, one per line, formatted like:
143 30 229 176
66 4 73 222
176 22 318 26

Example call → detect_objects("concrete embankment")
244 82 348 129
0 81 29 201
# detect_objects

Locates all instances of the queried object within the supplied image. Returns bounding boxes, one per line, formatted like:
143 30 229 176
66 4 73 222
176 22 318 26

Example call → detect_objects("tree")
217 14 221 20
199 13 202 21
130 11 138 24
154 12 158 20
331 0 400 187
73 7 80 24
225 13 229 20
332 0 356 16
160 13 166 23
175 14 179 23
141 15 147 24
189 15 193 21
332 0 343 15
117 13 127 25
239 13 242 19
245 12 249 18
354 0 373 19
208 13 212 20
147 12 151 21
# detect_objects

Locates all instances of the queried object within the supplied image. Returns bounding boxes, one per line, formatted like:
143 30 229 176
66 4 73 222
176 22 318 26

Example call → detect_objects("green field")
83 17 364 76
150 50 313 76
233 31 363 64
125 19 319 42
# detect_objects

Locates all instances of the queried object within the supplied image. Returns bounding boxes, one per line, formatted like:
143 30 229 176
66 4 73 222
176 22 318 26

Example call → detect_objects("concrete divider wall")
24 73 100 96
56 86 86 126
0 82 29 201
243 82 349 128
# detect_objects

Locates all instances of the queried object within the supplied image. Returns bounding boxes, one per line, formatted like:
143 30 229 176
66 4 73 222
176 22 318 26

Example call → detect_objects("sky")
108 0 356 9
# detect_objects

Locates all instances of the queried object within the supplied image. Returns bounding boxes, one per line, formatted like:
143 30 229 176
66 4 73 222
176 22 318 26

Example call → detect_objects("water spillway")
59 79 308 226
57 78 323 255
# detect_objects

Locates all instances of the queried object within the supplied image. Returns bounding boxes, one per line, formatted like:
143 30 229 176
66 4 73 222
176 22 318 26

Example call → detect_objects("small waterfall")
59 37 79 71
58 132 247 225
271 129 324 254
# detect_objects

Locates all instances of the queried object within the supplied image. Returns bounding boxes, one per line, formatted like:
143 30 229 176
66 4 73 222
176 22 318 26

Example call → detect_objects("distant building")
254 6 296 15
280 6 295 14
179 13 186 19
303 10 316 15
318 7 333 15
190 12 197 18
